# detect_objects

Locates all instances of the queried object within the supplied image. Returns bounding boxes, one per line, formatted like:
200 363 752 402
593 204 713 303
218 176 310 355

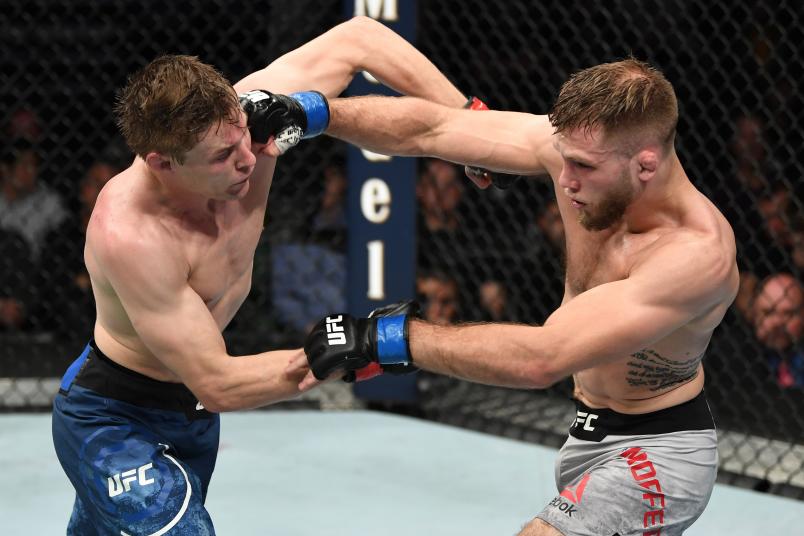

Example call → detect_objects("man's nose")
238 146 256 171
558 169 579 192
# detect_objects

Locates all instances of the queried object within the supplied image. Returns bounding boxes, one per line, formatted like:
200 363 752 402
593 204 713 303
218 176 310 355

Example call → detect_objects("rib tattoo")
626 349 702 391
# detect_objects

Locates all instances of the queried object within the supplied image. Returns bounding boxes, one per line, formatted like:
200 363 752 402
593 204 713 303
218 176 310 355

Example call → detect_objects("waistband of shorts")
569 390 714 441
67 340 211 416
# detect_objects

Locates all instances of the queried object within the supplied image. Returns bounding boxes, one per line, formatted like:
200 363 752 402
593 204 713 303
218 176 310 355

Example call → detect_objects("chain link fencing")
1 0 802 499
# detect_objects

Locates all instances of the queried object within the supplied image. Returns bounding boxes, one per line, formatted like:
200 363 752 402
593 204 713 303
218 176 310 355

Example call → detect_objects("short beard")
578 170 635 231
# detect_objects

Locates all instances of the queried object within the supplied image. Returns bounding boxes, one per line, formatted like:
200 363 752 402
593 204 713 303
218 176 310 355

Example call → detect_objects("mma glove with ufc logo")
238 89 329 151
304 301 420 382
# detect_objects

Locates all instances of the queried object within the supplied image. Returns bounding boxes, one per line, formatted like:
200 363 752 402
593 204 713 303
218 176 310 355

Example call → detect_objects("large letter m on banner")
354 0 398 21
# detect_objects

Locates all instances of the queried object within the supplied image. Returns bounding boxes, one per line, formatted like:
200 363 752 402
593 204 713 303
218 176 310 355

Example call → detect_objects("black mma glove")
238 90 330 151
463 96 522 189
304 301 420 382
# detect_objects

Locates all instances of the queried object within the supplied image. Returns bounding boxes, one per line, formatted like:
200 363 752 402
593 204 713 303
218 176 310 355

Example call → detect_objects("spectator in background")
522 200 566 321
417 272 459 325
79 161 119 229
752 273 804 388
418 158 464 233
0 138 67 331
536 200 565 250
271 157 347 337
757 187 797 253
792 217 804 273
731 114 774 193
720 114 800 319
478 280 515 322
6 107 42 142
38 160 120 336
416 158 469 266
0 229 32 331
415 158 480 311
732 185 798 323
0 138 68 262
734 271 759 323
717 114 778 274
309 156 347 250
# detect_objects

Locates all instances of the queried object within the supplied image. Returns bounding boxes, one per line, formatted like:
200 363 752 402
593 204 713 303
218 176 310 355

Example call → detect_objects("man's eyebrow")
210 125 248 160
210 144 236 160
562 149 598 167
568 154 596 165
553 139 591 163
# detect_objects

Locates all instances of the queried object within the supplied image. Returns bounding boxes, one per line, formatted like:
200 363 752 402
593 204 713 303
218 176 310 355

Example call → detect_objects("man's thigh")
534 435 717 536
55 416 215 535
519 517 565 536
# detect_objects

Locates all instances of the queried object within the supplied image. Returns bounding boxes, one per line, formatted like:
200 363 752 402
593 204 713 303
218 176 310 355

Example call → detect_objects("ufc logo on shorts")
108 463 155 497
325 315 346 345
573 411 599 431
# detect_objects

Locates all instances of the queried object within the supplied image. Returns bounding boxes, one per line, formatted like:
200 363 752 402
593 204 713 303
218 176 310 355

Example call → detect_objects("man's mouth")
228 177 249 193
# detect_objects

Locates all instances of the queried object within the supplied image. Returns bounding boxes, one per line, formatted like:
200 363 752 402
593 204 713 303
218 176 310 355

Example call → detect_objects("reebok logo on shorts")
549 473 591 517
560 473 591 504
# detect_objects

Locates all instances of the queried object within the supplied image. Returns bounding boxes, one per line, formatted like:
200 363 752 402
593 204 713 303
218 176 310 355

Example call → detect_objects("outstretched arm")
300 233 737 390
234 16 465 106
326 95 560 176
404 236 736 388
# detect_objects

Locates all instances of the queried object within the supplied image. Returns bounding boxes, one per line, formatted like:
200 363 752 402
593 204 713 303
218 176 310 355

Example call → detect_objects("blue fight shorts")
52 341 220 535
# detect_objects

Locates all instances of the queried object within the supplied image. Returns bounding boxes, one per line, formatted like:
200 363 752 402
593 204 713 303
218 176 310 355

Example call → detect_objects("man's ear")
636 149 659 183
144 152 173 174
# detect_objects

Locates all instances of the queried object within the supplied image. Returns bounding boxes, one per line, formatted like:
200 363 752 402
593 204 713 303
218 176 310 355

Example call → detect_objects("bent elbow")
342 16 383 55
347 15 382 32
192 380 232 414
195 392 227 414
527 361 564 390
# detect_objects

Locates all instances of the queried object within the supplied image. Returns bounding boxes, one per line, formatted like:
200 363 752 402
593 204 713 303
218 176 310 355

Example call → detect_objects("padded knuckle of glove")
238 90 305 145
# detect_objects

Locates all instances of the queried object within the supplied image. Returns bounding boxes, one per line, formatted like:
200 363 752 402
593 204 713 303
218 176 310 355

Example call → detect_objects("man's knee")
518 517 565 536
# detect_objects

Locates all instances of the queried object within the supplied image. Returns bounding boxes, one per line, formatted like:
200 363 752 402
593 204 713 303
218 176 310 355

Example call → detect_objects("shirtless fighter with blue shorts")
50 17 480 535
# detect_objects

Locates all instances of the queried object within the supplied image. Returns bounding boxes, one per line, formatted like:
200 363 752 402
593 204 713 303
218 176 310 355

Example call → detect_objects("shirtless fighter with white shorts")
269 58 739 535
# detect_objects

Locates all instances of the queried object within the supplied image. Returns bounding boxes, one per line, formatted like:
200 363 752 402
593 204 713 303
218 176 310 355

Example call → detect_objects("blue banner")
343 0 418 402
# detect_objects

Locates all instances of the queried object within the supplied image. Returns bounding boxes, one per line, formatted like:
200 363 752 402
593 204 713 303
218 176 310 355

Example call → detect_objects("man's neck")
135 158 221 218
621 154 689 234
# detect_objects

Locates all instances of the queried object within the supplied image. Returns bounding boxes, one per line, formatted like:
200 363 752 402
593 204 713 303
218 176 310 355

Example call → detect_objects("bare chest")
186 208 264 309
565 232 632 295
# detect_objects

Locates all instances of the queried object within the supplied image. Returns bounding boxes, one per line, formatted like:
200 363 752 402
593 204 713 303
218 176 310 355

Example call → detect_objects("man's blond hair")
114 55 240 164
549 58 678 152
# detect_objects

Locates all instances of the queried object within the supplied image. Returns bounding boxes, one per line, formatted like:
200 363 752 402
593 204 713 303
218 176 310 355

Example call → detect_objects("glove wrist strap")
464 95 489 111
290 91 330 138
375 315 411 365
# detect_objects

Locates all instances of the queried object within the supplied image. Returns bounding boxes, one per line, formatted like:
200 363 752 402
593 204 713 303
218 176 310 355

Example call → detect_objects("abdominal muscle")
573 360 706 414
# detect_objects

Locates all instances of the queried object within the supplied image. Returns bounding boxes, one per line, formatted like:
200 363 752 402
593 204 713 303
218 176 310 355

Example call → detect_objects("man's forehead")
199 113 247 153
553 129 613 160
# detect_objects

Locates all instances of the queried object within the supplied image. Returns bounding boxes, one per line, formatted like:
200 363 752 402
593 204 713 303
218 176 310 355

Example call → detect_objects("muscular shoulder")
632 228 738 309
86 174 187 288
